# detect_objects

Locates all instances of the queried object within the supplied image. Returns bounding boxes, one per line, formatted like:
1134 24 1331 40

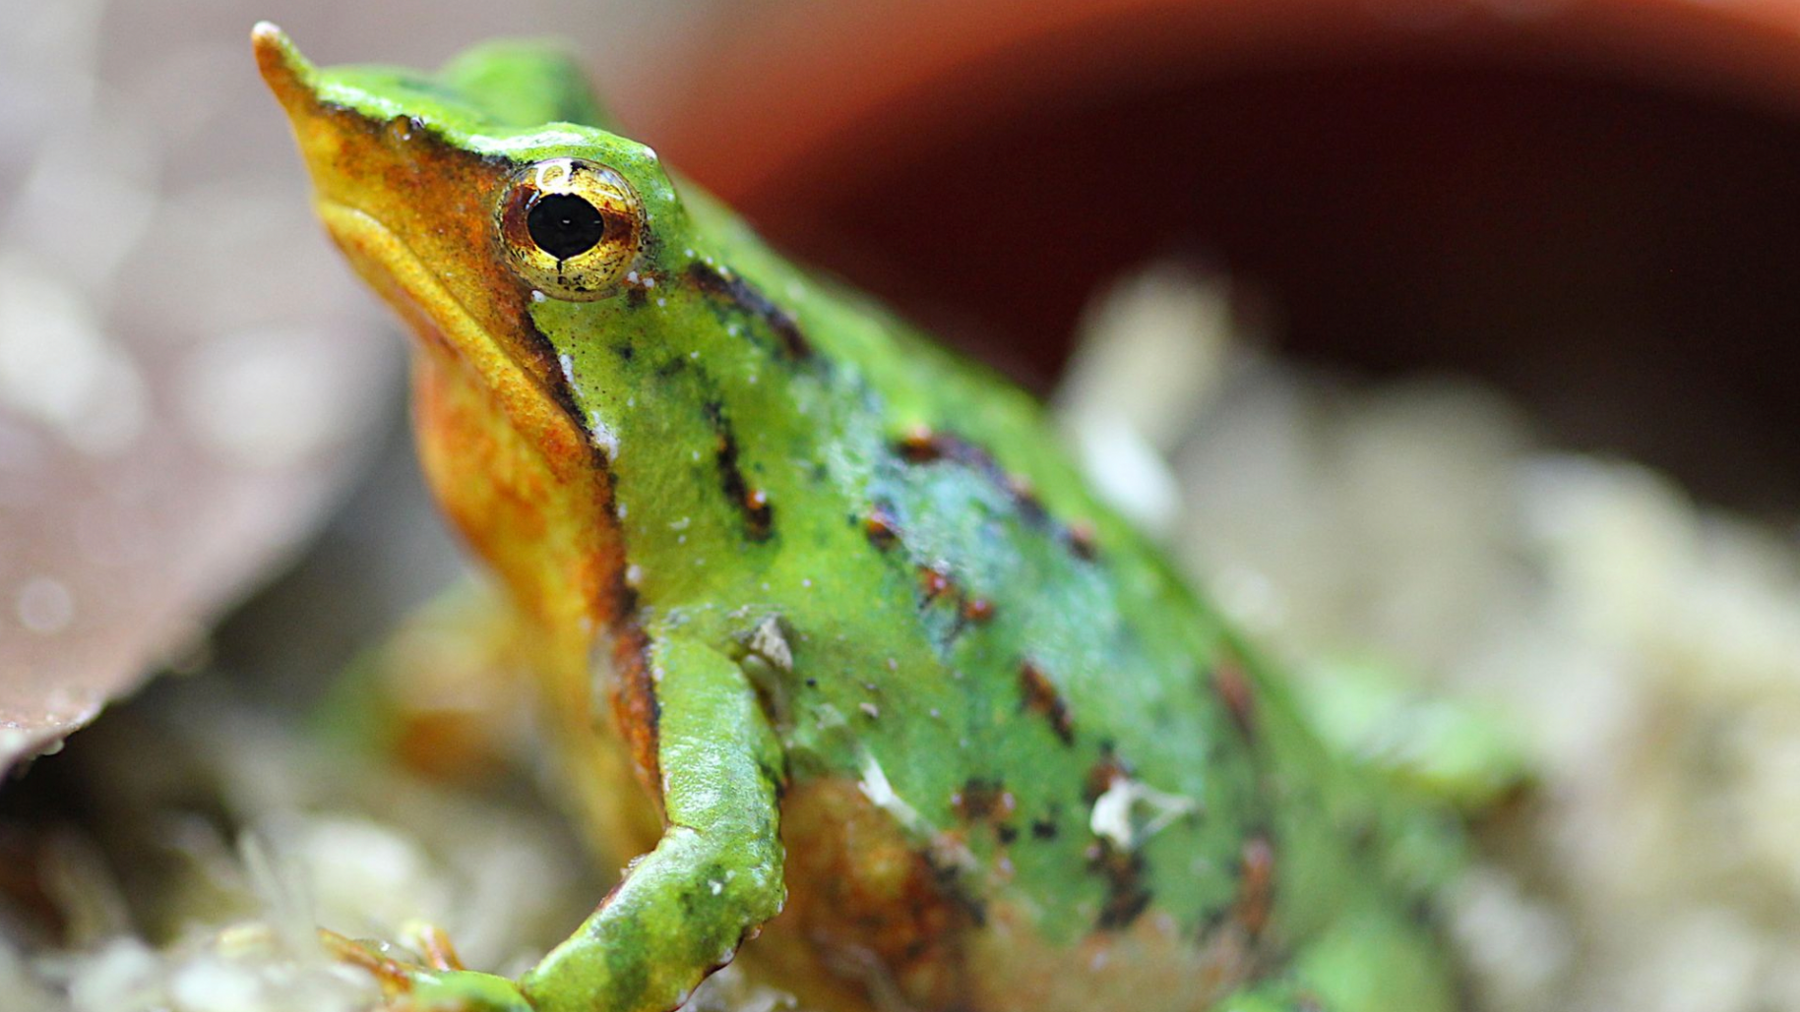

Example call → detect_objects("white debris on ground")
1072 265 1800 1012
0 703 600 1012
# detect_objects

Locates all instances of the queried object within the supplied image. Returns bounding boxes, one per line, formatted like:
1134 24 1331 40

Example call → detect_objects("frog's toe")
320 930 534 1011
403 968 537 1012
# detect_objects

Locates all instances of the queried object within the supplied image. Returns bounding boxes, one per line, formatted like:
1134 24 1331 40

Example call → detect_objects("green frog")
254 24 1466 1012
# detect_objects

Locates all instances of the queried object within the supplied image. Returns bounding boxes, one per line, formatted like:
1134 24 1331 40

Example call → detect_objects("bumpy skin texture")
255 26 1463 1012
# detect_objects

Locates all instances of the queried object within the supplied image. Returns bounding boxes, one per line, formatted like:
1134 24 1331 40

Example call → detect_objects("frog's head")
253 24 692 439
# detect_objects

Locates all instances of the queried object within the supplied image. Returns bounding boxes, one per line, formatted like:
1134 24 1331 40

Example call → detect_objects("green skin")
258 27 1465 1012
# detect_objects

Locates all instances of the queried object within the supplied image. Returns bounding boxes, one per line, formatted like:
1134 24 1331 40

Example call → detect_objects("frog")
252 23 1468 1012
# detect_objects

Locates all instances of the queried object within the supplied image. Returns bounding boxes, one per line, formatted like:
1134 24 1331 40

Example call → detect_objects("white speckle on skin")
558 353 577 387
709 880 723 896
691 450 701 462
656 298 666 307
589 412 619 458
625 564 643 587
860 702 880 719
626 270 640 284
689 350 699 360
801 578 812 588
684 249 694 258
886 657 898 671
16 576 74 634
531 290 547 303
747 616 793 672
929 708 941 719
670 516 691 530
1090 777 1200 851
856 752 939 844
677 535 686 545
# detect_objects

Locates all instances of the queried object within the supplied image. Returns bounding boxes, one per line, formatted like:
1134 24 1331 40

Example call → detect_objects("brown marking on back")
703 399 774 541
1019 661 1076 746
952 778 1017 823
919 565 955 601
1212 658 1257 739
961 597 996 623
1235 834 1276 941
1084 744 1131 803
686 260 813 359
864 504 900 548
1065 520 1100 561
1090 843 1153 931
894 425 1100 563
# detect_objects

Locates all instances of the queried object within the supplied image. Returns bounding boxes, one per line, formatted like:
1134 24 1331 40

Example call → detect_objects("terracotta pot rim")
646 0 1800 203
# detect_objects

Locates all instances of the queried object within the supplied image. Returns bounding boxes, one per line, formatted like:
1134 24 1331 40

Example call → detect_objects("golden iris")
497 158 643 300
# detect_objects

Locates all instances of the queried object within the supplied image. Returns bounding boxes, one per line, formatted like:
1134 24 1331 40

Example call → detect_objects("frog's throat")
317 197 576 447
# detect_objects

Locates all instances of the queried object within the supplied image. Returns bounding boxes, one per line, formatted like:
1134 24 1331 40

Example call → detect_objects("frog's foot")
321 928 535 1011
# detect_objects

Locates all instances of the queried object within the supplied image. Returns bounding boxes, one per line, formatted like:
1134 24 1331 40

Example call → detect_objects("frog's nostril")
528 193 606 259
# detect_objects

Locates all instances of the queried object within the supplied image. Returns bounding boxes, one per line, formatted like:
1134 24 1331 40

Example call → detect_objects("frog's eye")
497 158 644 301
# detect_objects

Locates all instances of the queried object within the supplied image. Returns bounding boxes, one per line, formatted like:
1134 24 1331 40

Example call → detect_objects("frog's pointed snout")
251 22 317 110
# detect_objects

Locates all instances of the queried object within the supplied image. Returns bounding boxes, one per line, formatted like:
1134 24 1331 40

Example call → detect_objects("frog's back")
679 212 1457 1010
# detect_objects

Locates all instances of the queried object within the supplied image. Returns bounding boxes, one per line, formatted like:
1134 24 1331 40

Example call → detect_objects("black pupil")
527 193 606 260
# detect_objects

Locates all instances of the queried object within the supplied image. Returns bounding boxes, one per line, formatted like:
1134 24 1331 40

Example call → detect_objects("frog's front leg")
521 633 788 1012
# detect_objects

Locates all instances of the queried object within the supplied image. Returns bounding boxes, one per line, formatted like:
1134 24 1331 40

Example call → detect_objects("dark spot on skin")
657 355 687 378
1084 743 1131 803
952 778 1015 823
613 343 634 361
687 260 813 359
1019 661 1075 746
996 825 1018 845
894 425 1099 563
864 504 900 549
919 566 954 601
1090 843 1152 931
1030 818 1059 841
923 851 989 929
702 400 773 541
1235 834 1276 941
384 114 426 145
899 424 942 462
804 677 818 688
1066 521 1100 560
625 286 648 309
1213 658 1257 739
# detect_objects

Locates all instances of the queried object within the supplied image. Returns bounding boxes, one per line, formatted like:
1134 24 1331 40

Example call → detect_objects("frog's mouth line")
316 199 564 417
